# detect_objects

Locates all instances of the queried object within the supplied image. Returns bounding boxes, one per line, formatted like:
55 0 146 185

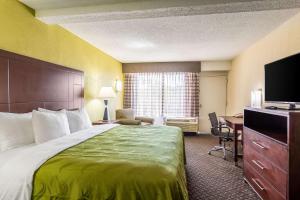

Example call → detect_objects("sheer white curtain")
135 73 163 117
163 72 186 117
124 72 199 118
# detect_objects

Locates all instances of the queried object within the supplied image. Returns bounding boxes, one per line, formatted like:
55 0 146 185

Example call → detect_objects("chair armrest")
219 125 231 133
135 117 154 124
117 119 141 125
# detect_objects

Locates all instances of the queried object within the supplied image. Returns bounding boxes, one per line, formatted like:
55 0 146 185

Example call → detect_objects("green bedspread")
32 125 188 200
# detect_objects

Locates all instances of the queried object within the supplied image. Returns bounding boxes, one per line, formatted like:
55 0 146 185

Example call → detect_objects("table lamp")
99 86 116 120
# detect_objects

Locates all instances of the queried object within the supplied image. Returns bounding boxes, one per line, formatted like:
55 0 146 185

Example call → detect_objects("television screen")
265 52 300 103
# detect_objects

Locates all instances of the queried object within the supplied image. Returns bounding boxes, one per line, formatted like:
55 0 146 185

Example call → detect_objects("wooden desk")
220 116 243 166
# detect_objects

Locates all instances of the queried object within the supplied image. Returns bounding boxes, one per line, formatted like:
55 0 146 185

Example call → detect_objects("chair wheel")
208 152 211 155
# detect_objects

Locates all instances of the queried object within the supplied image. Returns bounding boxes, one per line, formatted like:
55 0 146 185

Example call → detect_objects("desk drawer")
244 127 288 171
244 161 285 200
244 143 287 195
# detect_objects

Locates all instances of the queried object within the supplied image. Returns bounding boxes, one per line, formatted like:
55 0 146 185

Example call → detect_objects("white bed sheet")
0 124 119 200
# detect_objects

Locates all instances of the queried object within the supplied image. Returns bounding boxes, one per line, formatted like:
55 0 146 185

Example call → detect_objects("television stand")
244 107 300 200
265 106 278 110
288 103 298 110
265 103 300 110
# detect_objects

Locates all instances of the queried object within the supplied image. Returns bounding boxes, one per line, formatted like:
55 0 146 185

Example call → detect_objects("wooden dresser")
243 107 300 200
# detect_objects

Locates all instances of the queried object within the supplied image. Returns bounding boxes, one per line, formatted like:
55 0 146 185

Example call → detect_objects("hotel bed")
0 49 188 200
0 124 188 200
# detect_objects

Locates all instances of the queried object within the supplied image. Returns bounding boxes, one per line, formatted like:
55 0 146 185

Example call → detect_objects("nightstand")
92 120 119 125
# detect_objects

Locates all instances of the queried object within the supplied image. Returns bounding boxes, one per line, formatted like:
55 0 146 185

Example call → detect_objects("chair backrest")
116 109 135 120
208 112 220 136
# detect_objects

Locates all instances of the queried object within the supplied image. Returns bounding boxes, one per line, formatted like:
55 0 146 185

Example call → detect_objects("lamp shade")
99 87 116 98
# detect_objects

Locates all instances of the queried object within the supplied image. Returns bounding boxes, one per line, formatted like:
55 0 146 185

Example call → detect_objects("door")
199 74 227 133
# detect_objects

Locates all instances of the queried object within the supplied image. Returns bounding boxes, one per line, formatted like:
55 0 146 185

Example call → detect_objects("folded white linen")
0 124 119 200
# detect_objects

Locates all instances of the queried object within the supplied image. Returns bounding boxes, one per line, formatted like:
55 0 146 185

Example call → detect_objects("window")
124 72 199 117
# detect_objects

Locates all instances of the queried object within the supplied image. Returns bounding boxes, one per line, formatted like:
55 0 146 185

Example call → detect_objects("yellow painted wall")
227 12 300 114
0 0 123 121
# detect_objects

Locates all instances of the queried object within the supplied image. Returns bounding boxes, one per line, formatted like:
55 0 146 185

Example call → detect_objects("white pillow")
66 108 92 133
38 107 92 133
38 108 63 113
38 108 71 132
0 112 34 152
32 110 70 144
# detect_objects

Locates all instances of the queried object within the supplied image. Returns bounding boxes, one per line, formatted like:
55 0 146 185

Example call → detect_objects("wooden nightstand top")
92 120 119 125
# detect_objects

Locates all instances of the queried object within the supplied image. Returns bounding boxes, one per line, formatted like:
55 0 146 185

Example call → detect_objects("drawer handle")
252 160 265 170
252 141 266 149
252 178 265 191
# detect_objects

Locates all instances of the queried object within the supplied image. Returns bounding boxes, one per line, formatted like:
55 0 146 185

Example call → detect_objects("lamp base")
103 99 110 120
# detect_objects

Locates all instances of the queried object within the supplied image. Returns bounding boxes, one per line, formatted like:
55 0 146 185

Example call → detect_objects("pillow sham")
0 112 34 152
32 110 70 144
117 119 141 125
65 108 92 133
37 108 71 132
38 108 63 113
38 107 92 133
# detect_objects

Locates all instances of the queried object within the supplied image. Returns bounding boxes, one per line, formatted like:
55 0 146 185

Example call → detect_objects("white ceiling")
61 10 300 62
21 0 300 63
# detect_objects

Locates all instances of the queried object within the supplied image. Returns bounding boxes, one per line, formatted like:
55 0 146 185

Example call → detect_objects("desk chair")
208 112 234 160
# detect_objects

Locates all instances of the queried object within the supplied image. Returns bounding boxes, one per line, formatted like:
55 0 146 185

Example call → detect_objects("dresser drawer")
244 127 288 171
244 161 286 200
244 142 287 195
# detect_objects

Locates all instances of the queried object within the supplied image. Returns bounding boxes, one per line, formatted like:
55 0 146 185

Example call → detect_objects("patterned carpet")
184 134 259 200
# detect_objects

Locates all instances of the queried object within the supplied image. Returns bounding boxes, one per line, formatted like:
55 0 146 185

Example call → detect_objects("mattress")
0 125 188 200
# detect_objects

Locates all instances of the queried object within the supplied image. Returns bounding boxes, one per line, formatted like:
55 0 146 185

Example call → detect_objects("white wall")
201 61 231 71
199 71 228 133
227 12 300 114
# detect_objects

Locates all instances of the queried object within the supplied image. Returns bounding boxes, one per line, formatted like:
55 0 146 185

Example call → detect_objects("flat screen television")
265 52 300 110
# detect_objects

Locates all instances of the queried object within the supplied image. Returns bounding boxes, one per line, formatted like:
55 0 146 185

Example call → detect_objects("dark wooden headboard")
0 49 84 113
